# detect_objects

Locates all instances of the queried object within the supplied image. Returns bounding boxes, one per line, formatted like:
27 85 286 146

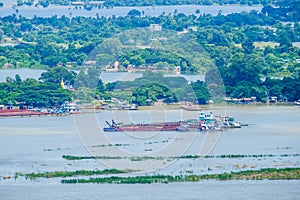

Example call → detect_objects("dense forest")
0 72 72 107
0 1 299 106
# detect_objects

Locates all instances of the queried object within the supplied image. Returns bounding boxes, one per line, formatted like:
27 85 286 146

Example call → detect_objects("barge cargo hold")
0 109 48 117
103 120 185 132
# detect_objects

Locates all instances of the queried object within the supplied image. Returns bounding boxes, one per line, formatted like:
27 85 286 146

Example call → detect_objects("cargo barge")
103 112 241 132
0 109 48 117
103 120 183 132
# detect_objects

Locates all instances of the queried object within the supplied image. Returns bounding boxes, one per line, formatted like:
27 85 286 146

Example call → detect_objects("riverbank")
138 102 297 109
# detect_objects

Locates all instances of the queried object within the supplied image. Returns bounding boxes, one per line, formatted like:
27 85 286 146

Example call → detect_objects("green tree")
223 54 262 87
127 9 141 17
96 54 115 67
75 67 101 89
281 77 300 101
242 38 255 54
72 86 95 103
190 80 210 104
0 56 7 68
15 74 22 85
19 21 33 32
132 83 176 106
96 79 105 93
39 67 77 85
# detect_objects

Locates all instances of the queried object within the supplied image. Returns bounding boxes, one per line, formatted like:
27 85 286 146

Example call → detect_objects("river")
0 2 262 18
0 105 299 199
0 69 204 83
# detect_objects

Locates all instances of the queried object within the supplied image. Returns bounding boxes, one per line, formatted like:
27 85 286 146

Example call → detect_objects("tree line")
0 74 72 107
0 68 209 107
1 9 299 70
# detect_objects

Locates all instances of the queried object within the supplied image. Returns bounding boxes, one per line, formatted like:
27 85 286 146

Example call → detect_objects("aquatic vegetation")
62 153 300 161
130 156 164 161
61 168 300 184
203 154 300 159
18 169 138 179
62 155 123 160
61 175 176 184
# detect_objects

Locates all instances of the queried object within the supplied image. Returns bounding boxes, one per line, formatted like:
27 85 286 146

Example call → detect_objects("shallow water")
0 69 205 83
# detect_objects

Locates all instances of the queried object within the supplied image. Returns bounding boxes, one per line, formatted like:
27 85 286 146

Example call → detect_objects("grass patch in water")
62 155 124 160
61 168 300 184
18 169 138 179
62 153 300 161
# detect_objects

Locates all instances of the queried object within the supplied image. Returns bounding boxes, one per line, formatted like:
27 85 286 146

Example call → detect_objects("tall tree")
39 67 77 85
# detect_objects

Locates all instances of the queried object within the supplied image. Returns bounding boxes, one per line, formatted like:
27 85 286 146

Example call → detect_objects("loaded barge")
0 109 49 117
103 112 242 132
